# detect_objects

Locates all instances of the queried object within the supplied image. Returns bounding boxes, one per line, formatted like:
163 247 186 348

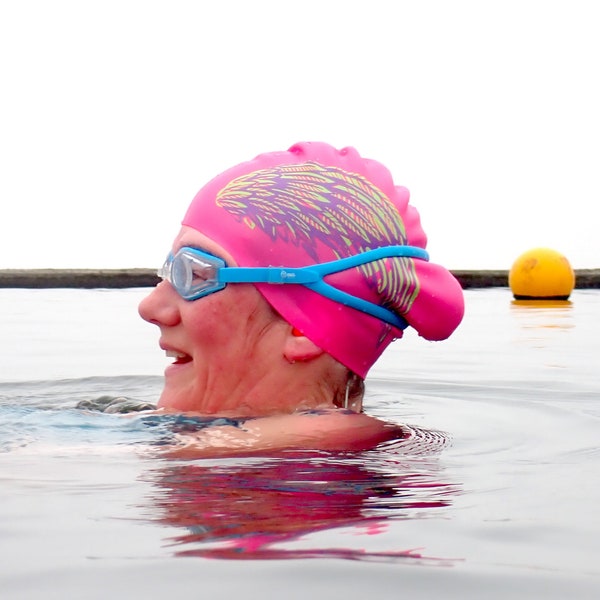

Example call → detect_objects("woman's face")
138 226 288 415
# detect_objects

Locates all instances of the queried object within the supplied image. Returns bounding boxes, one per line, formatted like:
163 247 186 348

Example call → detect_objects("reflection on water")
510 298 574 330
508 296 579 368
510 298 574 329
144 447 459 562
511 299 574 353
510 299 573 310
0 373 461 564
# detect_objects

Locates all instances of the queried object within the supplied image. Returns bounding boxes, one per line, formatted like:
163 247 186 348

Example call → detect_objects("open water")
0 287 598 599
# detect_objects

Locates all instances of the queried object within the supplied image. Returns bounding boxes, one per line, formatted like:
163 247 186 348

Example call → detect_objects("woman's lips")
164 352 193 378
165 349 192 365
159 339 193 374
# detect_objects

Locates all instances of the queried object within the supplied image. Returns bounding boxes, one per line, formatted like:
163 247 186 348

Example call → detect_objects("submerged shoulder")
260 409 403 450
164 410 404 458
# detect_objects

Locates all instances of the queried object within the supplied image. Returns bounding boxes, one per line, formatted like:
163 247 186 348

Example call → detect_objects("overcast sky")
1 1 598 270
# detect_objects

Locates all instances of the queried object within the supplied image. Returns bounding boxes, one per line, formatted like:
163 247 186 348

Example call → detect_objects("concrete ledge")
451 269 600 289
1 268 599 289
0 269 160 289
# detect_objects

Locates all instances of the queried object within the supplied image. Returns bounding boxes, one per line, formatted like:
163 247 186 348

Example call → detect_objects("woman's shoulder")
164 409 405 459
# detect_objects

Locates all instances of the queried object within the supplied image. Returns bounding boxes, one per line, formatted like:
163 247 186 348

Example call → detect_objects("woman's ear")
283 328 324 364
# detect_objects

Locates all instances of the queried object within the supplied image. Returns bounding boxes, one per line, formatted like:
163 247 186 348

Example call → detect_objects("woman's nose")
138 281 182 327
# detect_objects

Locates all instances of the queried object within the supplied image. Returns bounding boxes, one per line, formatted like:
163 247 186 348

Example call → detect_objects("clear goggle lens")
159 248 225 300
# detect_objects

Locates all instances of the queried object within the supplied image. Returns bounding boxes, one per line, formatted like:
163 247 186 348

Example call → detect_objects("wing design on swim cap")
215 162 420 315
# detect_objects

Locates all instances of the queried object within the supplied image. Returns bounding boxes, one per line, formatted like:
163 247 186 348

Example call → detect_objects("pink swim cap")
182 142 464 378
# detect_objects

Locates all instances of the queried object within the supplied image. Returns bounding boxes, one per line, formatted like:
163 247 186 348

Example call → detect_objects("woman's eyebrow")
177 244 227 261
176 241 211 253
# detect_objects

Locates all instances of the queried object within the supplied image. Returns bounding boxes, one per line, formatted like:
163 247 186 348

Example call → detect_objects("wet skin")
139 226 403 455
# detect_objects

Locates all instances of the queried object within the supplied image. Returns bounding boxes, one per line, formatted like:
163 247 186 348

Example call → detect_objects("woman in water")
138 142 464 456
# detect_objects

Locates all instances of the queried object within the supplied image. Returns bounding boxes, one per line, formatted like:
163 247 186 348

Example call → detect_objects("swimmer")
138 142 464 456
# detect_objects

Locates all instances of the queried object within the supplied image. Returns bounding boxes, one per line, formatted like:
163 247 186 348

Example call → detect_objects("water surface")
1 288 598 599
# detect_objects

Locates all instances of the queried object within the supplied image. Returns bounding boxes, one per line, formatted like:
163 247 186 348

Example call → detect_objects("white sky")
1 0 598 270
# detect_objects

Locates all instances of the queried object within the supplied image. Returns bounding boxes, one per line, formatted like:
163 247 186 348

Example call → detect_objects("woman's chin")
157 387 195 412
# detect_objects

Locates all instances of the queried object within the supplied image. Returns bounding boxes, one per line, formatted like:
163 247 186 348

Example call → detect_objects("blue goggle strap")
218 245 429 330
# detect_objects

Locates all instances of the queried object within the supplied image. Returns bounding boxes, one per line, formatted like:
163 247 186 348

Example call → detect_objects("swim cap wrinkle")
182 142 464 377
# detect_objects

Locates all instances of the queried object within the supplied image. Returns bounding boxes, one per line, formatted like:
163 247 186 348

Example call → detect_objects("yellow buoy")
509 247 575 300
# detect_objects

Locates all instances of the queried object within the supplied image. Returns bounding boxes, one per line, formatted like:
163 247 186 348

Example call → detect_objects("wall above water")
1 268 600 290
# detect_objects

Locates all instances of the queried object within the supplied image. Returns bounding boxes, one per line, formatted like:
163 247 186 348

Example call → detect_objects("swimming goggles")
158 245 429 329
